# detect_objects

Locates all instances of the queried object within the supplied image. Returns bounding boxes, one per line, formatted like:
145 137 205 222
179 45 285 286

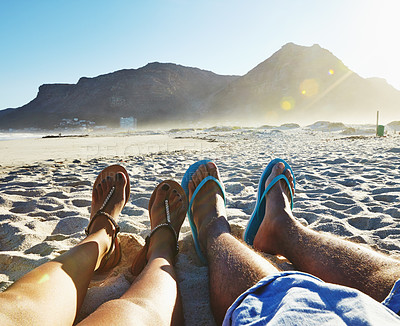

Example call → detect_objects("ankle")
199 216 231 250
146 228 177 262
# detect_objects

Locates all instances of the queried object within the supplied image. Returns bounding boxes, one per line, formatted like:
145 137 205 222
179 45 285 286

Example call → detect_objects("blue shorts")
223 271 400 325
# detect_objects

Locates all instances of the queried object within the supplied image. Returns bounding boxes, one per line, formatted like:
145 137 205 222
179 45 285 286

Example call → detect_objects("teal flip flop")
244 158 295 246
181 159 226 265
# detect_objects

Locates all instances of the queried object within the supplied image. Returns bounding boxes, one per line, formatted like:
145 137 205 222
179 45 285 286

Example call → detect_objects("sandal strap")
99 186 115 211
147 197 179 254
145 222 179 256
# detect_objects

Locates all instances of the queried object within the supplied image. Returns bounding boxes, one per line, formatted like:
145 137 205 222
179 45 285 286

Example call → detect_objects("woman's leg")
77 182 185 326
0 171 128 326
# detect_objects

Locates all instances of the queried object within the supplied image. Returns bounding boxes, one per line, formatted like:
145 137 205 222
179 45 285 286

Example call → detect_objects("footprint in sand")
24 242 56 256
52 216 88 236
72 199 92 208
373 194 399 203
347 216 392 231
10 200 37 214
45 191 69 199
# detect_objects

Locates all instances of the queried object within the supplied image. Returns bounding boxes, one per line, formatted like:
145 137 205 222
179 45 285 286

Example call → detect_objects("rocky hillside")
0 63 237 129
208 43 400 124
1 43 400 129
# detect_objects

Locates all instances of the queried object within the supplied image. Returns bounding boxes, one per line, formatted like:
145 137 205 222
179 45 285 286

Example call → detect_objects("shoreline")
0 133 217 167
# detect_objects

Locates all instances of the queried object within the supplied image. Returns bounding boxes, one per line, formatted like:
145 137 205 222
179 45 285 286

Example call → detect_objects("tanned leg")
0 172 128 326
188 162 281 324
78 182 184 326
253 162 400 302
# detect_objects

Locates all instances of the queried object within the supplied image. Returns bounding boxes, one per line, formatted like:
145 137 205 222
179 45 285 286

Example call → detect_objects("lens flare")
300 79 319 97
38 273 50 284
328 69 335 75
280 96 295 111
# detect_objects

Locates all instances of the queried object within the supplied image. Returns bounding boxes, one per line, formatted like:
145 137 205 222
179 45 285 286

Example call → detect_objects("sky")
1 0 400 110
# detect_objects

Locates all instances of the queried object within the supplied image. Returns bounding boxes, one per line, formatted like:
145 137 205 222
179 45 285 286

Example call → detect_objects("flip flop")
131 180 188 276
244 158 295 246
86 164 130 272
181 160 226 265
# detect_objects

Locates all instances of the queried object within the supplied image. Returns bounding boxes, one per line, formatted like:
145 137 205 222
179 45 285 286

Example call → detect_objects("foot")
146 182 187 261
253 162 296 254
88 171 127 268
188 162 230 252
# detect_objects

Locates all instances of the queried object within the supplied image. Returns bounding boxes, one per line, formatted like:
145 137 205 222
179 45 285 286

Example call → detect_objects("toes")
115 172 127 189
198 164 208 178
273 162 285 175
285 170 295 194
192 169 202 186
169 190 182 210
101 178 108 193
154 182 170 204
188 180 195 198
97 182 104 199
206 162 218 178
265 162 285 188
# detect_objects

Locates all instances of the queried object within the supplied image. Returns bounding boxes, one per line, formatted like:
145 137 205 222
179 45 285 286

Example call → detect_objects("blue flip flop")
181 159 226 265
244 158 295 246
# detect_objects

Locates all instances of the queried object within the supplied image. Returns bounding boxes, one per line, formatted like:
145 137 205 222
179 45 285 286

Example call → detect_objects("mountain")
1 43 400 130
208 43 400 124
0 63 237 129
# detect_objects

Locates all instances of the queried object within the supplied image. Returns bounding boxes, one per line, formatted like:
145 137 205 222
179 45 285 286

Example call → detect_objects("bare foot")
253 162 296 254
146 181 187 261
188 162 230 251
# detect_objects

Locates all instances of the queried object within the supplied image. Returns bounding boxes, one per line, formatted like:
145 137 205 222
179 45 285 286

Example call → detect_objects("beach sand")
1 128 400 325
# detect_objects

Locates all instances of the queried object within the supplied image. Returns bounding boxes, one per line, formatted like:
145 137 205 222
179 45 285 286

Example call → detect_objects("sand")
1 128 400 325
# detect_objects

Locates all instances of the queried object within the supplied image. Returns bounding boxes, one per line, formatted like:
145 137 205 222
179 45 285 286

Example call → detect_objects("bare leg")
188 163 281 324
78 182 184 326
253 162 400 302
0 172 128 326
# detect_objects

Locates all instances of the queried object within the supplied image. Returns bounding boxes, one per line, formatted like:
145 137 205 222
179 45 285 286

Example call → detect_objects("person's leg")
77 182 185 326
188 163 282 324
253 162 400 302
0 171 128 326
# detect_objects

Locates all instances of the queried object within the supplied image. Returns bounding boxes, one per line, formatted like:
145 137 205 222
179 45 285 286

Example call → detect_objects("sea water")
0 132 45 141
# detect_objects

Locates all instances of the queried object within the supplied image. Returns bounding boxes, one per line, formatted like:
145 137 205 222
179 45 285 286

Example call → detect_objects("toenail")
162 184 170 191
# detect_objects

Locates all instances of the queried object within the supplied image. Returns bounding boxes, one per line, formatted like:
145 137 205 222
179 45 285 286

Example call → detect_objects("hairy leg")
253 162 400 302
189 163 280 324
78 182 184 326
0 172 127 326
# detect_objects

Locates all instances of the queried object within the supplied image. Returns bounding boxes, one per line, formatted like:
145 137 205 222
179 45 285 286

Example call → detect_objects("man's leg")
253 162 400 302
188 162 282 324
0 172 128 326
77 182 184 326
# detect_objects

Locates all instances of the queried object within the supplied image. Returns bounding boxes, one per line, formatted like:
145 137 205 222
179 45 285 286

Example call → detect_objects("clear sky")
1 0 399 110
